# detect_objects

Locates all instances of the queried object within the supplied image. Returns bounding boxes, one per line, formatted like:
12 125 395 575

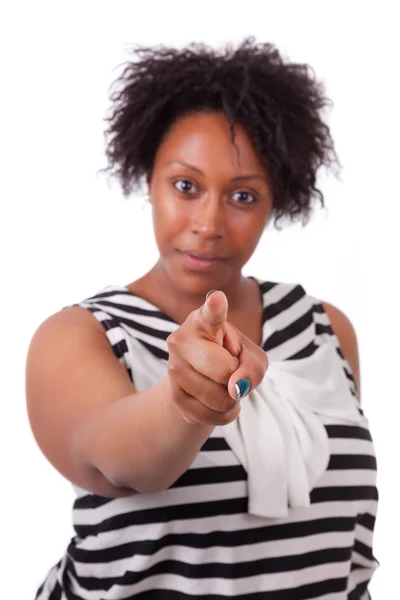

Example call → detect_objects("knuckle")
202 388 236 413
218 412 232 426
261 351 269 369
253 360 268 383
169 383 183 404
217 406 239 426
217 362 237 384
166 332 179 349
167 361 180 377
166 329 177 342
218 395 237 412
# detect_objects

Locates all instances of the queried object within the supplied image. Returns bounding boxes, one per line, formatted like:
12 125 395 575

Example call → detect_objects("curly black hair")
103 37 339 227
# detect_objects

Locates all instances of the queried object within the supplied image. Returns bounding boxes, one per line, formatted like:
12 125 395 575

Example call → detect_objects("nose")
190 194 224 239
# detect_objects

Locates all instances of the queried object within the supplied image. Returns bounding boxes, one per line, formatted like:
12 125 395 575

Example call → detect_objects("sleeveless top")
35 280 379 600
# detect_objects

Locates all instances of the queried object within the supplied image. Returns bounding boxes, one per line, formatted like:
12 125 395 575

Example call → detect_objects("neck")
131 260 257 324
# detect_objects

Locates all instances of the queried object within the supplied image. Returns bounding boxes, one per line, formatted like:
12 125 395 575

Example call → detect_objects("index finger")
193 290 228 344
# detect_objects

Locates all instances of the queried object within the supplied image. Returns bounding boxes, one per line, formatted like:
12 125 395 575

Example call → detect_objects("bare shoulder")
26 305 122 379
29 304 111 347
26 305 136 496
321 301 361 401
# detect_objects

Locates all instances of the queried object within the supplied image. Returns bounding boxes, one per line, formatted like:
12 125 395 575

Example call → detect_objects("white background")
1 1 398 597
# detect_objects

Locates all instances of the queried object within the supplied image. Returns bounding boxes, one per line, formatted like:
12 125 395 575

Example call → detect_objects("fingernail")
235 378 251 400
206 289 218 301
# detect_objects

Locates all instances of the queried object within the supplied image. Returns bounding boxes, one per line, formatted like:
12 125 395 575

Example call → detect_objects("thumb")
227 344 269 400
196 290 228 343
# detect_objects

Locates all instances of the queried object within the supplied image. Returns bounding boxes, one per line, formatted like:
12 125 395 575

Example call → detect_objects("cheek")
151 192 187 240
229 212 266 251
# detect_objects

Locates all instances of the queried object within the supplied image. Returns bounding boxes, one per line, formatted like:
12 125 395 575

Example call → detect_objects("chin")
177 274 220 298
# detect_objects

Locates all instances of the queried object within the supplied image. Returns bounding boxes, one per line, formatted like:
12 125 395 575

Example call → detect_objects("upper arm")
321 301 361 402
26 306 137 495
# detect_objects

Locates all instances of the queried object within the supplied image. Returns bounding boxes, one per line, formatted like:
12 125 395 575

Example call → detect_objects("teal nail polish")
235 378 251 400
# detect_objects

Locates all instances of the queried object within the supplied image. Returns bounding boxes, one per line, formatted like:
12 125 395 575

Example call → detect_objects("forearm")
71 376 214 493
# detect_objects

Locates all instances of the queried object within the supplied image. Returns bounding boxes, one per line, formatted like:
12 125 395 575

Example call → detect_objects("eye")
232 190 257 205
173 179 197 194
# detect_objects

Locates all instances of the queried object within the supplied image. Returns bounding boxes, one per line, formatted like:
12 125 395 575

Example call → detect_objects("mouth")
177 250 228 271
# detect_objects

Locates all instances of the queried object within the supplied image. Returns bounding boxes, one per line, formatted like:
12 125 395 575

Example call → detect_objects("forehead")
154 112 266 176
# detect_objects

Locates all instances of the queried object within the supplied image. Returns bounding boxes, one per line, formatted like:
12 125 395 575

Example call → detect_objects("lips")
177 249 228 271
178 250 227 261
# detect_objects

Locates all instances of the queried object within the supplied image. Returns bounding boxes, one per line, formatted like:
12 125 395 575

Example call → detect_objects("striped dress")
36 279 379 599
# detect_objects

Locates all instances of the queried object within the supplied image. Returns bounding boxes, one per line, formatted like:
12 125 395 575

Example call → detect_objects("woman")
27 39 378 599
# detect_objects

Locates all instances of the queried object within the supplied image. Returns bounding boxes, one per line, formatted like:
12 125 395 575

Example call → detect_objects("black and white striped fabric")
36 280 379 599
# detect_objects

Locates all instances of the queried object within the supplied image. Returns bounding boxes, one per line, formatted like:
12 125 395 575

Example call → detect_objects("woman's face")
148 112 274 296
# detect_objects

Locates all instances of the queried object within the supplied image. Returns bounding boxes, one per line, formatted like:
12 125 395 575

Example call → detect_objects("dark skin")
128 112 274 345
25 110 360 500
129 112 360 394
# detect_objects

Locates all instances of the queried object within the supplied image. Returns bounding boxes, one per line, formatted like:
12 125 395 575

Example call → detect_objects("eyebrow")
166 161 267 183
166 161 205 176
